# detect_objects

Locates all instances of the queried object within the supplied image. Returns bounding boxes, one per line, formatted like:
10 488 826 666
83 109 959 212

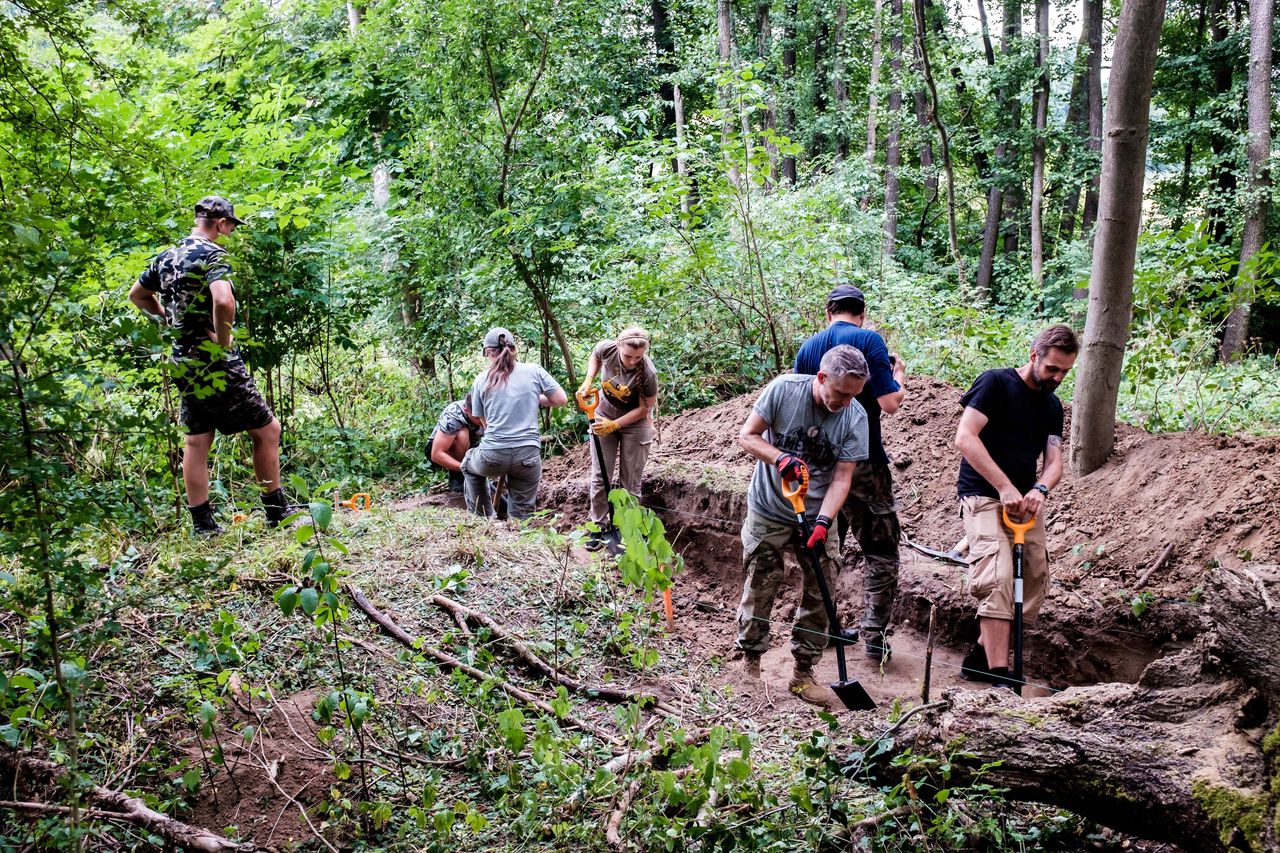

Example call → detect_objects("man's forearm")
212 302 235 350
741 433 781 465
957 434 1016 494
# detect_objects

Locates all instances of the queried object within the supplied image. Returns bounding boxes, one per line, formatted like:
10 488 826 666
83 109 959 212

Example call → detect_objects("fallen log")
879 563 1280 852
429 593 680 717
347 585 621 747
0 749 268 852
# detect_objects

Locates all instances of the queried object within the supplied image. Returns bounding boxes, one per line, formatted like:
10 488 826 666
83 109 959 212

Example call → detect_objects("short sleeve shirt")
956 368 1065 499
136 235 233 352
793 322 899 465
746 374 869 523
470 362 564 450
431 400 483 442
592 340 658 420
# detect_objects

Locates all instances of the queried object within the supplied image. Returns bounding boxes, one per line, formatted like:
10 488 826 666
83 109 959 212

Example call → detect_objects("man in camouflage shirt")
428 394 484 492
129 196 287 535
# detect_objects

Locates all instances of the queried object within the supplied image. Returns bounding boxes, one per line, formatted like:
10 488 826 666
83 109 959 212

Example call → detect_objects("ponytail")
484 344 517 390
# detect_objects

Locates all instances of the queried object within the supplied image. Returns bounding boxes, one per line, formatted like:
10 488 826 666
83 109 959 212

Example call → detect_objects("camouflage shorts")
174 354 274 436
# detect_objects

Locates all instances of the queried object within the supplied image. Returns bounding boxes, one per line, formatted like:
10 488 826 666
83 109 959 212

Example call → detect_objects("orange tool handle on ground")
342 493 372 511
576 387 600 421
662 586 674 628
1001 508 1035 544
780 469 810 516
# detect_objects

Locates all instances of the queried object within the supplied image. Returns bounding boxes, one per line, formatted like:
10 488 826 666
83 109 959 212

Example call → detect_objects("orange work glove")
590 418 620 436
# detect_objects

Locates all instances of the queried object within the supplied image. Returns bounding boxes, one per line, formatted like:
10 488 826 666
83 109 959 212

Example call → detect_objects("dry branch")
0 749 267 852
347 585 621 746
430 594 679 716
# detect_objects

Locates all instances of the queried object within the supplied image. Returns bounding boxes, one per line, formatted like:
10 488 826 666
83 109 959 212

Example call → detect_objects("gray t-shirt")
746 374 869 523
470 362 563 450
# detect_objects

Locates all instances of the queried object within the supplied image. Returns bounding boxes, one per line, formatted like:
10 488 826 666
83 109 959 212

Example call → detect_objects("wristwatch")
1033 483 1049 497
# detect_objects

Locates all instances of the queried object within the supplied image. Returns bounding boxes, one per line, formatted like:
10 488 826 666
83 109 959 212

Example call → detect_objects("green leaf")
277 587 299 617
182 768 201 792
299 587 320 615
309 502 333 532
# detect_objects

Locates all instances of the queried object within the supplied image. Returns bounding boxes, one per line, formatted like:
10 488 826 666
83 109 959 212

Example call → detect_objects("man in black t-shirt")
954 324 1078 688
129 196 287 536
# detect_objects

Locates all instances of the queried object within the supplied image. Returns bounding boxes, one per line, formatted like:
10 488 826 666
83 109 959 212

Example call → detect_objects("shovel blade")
831 678 877 712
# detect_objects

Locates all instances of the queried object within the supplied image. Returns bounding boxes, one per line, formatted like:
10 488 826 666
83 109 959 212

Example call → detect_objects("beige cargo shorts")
961 495 1050 621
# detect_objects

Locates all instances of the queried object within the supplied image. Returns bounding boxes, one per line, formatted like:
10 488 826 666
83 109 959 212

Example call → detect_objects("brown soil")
540 375 1280 692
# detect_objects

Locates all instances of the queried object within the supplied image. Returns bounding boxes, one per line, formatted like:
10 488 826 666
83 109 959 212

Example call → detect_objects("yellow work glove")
590 417 620 436
575 385 593 407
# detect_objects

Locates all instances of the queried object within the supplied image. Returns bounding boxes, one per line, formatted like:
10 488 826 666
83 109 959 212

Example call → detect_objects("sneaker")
741 652 762 679
788 665 832 706
188 501 222 537
584 531 606 552
864 634 892 661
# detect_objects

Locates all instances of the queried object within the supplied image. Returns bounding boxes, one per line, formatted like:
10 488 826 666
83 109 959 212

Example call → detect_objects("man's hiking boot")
789 664 832 706
447 470 465 493
960 642 1018 688
741 652 762 679
584 530 606 552
262 488 303 528
188 501 222 538
864 633 892 662
827 627 859 648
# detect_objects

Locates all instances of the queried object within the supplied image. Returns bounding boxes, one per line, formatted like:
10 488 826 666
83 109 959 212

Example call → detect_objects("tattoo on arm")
1047 435 1062 449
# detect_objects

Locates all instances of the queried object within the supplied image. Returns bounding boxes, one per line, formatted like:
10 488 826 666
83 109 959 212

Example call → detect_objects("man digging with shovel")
734 345 869 706
954 324 1078 690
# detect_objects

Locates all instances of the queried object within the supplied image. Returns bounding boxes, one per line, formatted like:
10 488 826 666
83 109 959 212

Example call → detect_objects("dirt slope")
545 374 1280 593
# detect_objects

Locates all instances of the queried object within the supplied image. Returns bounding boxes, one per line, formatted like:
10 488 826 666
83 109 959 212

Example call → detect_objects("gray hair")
819 344 869 380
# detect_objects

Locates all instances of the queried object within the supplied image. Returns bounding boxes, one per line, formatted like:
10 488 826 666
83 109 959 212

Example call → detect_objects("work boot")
788 664 832 706
584 530 606 552
741 652 762 679
960 642 1012 685
864 633 892 662
447 470 465 493
188 501 222 537
262 489 302 528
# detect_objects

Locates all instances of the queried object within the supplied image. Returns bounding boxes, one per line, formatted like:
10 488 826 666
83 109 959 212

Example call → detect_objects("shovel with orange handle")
781 470 876 712
1002 508 1036 696
575 387 622 556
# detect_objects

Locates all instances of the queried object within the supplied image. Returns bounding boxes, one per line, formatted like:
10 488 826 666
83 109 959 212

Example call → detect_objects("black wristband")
1033 483 1049 497
815 514 833 529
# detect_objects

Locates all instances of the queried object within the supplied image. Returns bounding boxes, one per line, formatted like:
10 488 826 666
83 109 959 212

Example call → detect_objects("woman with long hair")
461 327 567 518
575 325 659 550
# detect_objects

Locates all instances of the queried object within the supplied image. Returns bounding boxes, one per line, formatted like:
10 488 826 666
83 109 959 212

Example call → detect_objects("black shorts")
174 355 274 436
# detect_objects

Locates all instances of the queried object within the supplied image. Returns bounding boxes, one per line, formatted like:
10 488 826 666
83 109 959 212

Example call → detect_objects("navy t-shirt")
956 368 1064 499
794 321 899 465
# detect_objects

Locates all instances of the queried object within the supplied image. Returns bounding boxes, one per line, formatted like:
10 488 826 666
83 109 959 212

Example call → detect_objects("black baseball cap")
827 284 866 305
194 195 247 226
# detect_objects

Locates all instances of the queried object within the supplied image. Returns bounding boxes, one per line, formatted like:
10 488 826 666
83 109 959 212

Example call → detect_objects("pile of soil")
540 374 1280 688
545 375 1280 591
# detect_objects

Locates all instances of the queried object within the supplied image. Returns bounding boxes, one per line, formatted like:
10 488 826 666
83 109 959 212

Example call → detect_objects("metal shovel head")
601 527 624 557
831 677 877 712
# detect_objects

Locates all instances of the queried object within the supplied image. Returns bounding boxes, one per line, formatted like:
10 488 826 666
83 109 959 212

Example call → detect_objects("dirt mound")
547 375 1280 590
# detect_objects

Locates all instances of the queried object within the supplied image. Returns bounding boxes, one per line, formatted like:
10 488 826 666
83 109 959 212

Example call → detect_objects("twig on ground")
605 777 644 850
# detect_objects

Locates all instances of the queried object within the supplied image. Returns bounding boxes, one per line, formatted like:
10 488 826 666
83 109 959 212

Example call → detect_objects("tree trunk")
1219 0 1272 362
974 0 1018 302
931 0 989 182
812 8 830 158
346 1 361 37
833 2 850 161
912 0 964 288
883 563 1280 853
1080 0 1103 234
782 0 798 184
674 84 691 215
1055 0 1093 243
759 0 780 185
861 0 884 208
1029 0 1049 306
912 8 937 249
1205 0 1238 245
717 0 738 184
999 1 1023 260
1172 0 1209 231
653 0 677 139
1069 0 1166 476
883 0 905 257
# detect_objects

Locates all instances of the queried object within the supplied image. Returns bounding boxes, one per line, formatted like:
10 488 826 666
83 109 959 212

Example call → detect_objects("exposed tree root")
0 749 268 852
429 593 680 717
347 585 622 746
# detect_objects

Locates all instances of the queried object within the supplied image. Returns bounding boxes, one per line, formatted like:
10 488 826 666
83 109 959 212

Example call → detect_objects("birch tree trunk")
1069 0 1167 476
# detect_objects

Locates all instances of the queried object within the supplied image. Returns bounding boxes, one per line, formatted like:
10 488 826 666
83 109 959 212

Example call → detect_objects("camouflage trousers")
735 509 841 668
838 461 901 639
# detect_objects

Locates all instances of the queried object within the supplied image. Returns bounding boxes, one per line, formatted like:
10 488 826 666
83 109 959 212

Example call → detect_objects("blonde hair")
616 325 651 351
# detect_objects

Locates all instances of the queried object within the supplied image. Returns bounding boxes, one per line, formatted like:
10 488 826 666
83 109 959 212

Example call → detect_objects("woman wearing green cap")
461 328 568 519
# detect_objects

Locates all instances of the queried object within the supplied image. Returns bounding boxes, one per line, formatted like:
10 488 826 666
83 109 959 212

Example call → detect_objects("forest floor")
9 374 1276 851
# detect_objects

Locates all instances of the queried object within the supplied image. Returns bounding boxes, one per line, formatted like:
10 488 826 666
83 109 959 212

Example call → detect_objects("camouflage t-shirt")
136 235 233 353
